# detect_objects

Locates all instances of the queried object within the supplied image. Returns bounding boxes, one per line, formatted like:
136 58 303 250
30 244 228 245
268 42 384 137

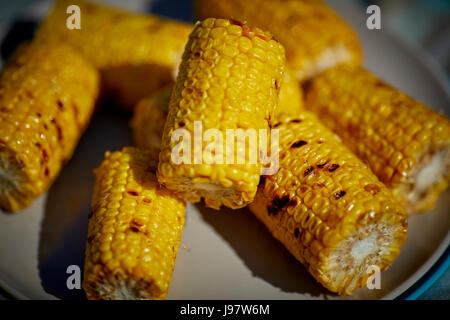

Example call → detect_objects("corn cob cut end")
323 221 407 295
0 148 32 212
401 148 450 213
304 65 450 215
157 17 285 210
0 40 99 212
251 194 407 295
84 270 164 300
194 0 362 81
157 173 255 210
295 43 362 82
250 112 407 295
83 147 185 300
133 88 259 210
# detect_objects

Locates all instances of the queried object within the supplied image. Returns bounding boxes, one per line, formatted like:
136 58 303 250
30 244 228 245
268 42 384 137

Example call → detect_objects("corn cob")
157 18 286 209
83 147 186 300
131 69 301 154
131 86 172 154
304 65 450 214
249 112 408 295
36 0 192 109
194 0 362 81
0 41 99 212
278 70 303 118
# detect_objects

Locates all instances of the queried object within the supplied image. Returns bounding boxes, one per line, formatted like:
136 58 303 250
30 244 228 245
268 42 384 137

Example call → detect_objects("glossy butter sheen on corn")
0 41 99 212
83 147 186 300
157 18 286 209
250 112 407 295
305 65 450 214
195 0 362 81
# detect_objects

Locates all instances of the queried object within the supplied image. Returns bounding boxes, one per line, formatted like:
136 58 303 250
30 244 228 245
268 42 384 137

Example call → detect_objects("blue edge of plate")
397 245 450 300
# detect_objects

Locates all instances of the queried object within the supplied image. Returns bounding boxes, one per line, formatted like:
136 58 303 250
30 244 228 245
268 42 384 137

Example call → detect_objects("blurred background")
364 0 450 79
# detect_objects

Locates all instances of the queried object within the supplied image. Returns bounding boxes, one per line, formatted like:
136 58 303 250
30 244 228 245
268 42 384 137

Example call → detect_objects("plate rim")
373 24 450 300
398 242 450 300
0 1 449 301
383 231 450 300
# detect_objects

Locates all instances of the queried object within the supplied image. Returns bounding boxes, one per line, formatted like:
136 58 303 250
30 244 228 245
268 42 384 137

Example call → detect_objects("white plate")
0 0 448 300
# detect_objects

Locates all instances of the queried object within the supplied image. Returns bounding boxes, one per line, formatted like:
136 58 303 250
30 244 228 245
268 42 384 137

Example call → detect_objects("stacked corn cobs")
0 0 448 299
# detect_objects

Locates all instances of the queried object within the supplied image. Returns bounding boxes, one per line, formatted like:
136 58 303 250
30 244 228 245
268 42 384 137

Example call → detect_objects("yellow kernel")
238 36 252 52
210 27 227 39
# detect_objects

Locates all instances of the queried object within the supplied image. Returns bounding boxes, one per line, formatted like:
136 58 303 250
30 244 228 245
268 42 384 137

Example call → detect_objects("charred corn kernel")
83 147 186 300
131 86 172 154
36 0 192 109
157 18 285 210
305 65 450 214
0 41 99 212
195 0 361 81
249 112 407 295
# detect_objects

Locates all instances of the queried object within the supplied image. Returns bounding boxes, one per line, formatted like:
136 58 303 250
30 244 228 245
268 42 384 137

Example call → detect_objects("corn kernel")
83 147 186 300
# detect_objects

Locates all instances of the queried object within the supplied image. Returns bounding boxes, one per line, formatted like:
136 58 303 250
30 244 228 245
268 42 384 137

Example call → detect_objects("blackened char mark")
328 164 339 172
272 122 282 128
268 196 295 216
259 176 266 186
303 166 314 177
291 140 307 148
316 160 329 169
334 190 346 199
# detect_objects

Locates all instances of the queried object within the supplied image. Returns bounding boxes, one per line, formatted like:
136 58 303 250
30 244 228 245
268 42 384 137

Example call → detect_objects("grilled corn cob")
0 41 99 212
278 70 303 118
157 18 286 209
249 112 408 295
195 0 362 81
131 70 301 153
131 86 172 154
304 65 450 214
83 147 186 300
36 0 192 109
